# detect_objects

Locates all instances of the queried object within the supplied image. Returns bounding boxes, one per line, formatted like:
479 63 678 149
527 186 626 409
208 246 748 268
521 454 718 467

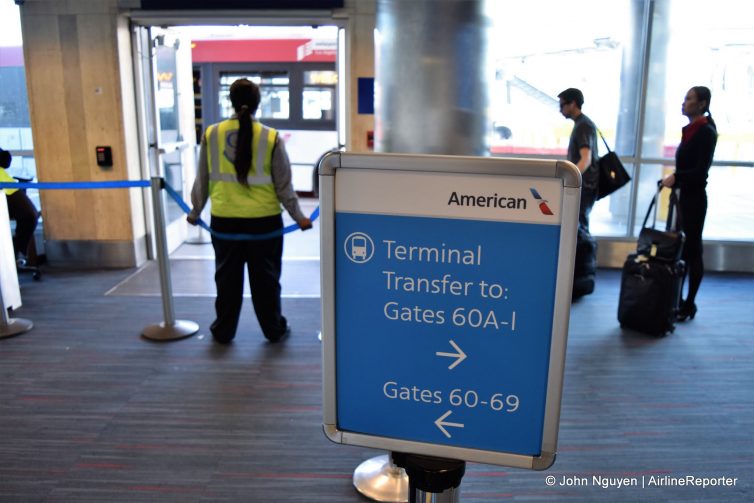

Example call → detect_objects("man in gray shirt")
558 87 599 298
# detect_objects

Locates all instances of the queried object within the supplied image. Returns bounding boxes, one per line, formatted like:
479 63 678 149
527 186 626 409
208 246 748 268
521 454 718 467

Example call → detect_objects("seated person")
0 148 40 267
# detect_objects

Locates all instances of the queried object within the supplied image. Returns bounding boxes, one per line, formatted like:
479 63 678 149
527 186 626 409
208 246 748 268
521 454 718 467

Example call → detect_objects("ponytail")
234 105 253 185
228 79 262 186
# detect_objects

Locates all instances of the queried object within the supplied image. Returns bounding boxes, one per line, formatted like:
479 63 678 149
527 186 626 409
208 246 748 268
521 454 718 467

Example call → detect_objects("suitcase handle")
642 183 684 233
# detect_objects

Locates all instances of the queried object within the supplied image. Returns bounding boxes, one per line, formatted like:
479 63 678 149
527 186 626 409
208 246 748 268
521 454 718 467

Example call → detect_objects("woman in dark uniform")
187 79 312 343
661 86 717 322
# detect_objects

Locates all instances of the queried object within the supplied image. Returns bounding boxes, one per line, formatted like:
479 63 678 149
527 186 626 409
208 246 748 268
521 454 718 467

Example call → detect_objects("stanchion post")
402 454 465 503
141 176 199 341
0 283 33 339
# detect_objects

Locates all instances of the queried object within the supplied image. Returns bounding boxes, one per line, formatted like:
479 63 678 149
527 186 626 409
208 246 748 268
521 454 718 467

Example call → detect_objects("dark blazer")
674 121 717 190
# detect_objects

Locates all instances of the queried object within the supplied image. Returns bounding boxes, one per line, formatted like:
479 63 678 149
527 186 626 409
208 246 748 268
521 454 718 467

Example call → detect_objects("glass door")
133 25 196 256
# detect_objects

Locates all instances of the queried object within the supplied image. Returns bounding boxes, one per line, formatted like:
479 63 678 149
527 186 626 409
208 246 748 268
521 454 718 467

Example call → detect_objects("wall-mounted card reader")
96 146 113 168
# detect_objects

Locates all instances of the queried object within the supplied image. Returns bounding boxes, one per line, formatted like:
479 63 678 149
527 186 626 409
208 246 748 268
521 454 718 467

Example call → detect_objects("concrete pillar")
19 0 147 267
374 0 488 156
344 0 377 153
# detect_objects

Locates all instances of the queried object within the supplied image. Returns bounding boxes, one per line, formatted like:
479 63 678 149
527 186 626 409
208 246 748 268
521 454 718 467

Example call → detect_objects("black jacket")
675 121 717 190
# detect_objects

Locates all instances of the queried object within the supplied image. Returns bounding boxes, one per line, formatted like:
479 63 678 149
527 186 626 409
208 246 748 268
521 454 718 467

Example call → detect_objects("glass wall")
0 3 38 210
487 0 642 238
486 1 636 156
641 0 754 240
486 0 754 242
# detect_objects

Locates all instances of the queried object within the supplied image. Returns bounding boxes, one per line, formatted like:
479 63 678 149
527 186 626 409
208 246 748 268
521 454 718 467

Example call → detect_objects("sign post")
320 152 580 481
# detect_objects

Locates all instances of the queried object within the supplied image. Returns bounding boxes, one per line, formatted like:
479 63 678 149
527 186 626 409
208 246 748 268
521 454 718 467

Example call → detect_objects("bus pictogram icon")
344 232 375 263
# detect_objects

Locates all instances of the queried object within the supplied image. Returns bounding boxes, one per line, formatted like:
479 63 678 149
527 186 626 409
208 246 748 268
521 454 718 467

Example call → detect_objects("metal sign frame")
320 152 580 470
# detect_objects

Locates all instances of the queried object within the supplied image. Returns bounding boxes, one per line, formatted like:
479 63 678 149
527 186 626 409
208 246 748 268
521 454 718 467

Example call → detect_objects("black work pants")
677 187 707 305
6 190 39 257
210 214 287 343
678 188 706 261
573 185 598 298
578 185 597 231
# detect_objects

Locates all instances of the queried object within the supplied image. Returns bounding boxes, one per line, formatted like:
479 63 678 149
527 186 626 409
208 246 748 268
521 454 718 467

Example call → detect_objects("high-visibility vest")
206 119 280 218
0 169 19 196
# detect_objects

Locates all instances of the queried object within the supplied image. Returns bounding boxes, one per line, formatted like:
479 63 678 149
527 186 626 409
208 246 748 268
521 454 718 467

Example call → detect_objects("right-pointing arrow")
435 410 465 438
435 339 467 370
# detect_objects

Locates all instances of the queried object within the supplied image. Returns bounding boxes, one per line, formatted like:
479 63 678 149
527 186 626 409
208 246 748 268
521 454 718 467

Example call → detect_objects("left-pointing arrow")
435 410 464 438
435 339 467 370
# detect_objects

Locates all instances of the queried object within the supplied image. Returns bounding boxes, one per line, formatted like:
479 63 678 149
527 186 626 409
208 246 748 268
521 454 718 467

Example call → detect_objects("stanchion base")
142 320 199 341
0 318 33 339
353 454 409 503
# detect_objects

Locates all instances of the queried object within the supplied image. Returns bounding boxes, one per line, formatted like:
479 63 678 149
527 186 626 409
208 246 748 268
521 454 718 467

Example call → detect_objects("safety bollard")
0 282 33 339
353 453 409 502
141 176 199 341
403 454 465 503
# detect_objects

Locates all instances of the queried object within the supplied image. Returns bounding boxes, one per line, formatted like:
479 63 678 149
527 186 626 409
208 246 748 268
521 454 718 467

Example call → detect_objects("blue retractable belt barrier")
0 180 151 190
162 181 319 241
0 178 318 241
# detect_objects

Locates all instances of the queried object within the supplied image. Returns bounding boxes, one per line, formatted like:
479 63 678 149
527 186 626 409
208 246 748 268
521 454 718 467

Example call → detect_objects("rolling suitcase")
618 186 685 336
618 254 685 336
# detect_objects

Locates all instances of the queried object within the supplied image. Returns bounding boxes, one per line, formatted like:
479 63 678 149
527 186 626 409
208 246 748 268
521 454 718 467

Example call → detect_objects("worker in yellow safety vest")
1 147 39 267
187 79 312 344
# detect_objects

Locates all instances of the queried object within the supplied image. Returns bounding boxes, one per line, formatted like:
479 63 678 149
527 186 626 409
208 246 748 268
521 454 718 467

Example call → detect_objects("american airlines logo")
445 188 555 216
529 188 554 215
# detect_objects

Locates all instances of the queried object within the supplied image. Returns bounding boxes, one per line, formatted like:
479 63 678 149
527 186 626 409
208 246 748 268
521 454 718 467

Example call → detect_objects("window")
487 0 642 238
219 71 290 120
303 70 336 120
0 3 39 210
641 0 754 240
486 1 636 159
487 0 754 241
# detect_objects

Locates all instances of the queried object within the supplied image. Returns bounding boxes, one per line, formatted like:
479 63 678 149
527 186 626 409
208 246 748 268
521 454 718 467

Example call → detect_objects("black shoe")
16 252 27 268
676 301 697 322
266 326 290 344
211 332 234 345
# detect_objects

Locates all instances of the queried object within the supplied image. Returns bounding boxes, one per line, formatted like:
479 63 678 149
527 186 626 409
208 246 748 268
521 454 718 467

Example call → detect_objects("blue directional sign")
321 153 581 469
336 214 559 455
